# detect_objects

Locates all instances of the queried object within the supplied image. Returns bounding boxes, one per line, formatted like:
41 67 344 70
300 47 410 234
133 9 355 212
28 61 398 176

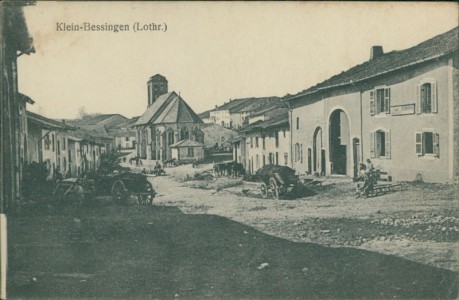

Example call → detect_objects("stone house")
285 26 458 182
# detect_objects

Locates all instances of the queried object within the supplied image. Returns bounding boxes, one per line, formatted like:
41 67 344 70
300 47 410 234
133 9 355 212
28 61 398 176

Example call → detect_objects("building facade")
286 27 458 182
1 3 35 211
234 107 290 174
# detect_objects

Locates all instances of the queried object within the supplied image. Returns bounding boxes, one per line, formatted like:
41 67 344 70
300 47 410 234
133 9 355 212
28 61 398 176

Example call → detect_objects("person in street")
55 166 64 182
365 159 374 175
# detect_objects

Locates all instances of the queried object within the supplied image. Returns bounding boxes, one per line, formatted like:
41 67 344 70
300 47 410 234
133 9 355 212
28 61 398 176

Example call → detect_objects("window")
283 130 286 138
294 143 300 162
168 132 174 144
416 131 439 157
416 80 437 114
274 130 279 148
256 154 259 169
52 134 55 152
250 137 253 148
300 144 303 164
188 147 194 157
284 153 288 165
275 152 279 165
370 130 391 159
263 155 266 166
296 117 299 130
62 138 66 150
262 136 266 150
44 134 50 150
255 137 259 148
125 136 130 141
370 87 390 115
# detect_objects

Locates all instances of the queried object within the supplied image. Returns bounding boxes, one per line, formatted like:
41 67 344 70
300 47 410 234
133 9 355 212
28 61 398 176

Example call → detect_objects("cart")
52 178 93 212
91 171 156 205
54 171 156 207
243 165 301 200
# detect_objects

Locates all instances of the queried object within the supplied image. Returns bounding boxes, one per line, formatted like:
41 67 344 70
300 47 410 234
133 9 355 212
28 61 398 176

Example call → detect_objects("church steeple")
147 74 168 107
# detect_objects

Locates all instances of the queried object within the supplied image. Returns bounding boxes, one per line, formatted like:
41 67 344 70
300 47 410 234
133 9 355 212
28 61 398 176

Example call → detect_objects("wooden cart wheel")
259 183 268 198
137 182 155 205
269 177 280 200
111 180 128 204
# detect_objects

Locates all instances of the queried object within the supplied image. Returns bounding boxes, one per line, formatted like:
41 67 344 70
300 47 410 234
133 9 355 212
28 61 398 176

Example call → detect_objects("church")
134 74 204 161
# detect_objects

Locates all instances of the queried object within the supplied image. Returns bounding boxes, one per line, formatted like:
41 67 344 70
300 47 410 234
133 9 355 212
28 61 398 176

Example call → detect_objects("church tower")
147 74 168 107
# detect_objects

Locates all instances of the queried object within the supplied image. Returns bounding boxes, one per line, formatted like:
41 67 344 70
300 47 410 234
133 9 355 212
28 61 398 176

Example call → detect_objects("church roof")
169 139 204 148
135 91 202 126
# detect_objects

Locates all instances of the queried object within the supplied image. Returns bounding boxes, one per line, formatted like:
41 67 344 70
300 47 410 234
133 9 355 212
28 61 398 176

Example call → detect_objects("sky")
19 2 458 119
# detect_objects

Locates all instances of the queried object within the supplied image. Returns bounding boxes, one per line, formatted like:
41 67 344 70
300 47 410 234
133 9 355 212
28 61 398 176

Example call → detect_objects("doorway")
329 109 350 175
313 127 324 175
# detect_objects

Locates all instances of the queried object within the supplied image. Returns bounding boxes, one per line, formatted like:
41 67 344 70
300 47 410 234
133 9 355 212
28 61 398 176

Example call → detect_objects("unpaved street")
147 164 458 272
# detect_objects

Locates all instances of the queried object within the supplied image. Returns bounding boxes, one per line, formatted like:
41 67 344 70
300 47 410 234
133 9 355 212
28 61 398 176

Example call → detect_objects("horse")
231 162 245 178
163 158 178 168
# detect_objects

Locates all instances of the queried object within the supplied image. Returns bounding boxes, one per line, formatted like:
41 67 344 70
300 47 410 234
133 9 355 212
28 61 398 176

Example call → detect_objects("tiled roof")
198 110 211 119
70 114 128 127
135 91 202 125
238 97 282 113
135 92 176 125
287 26 459 100
240 108 289 133
169 139 204 148
27 111 74 130
213 98 252 111
153 95 203 124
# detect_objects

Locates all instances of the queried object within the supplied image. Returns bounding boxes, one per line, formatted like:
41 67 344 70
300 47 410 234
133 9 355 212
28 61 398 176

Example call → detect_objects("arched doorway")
329 109 350 175
313 127 325 175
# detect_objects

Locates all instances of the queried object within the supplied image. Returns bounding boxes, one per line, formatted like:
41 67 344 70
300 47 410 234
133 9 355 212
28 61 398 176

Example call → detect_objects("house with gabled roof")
209 96 282 129
169 139 205 163
134 75 204 160
285 26 458 182
233 104 290 174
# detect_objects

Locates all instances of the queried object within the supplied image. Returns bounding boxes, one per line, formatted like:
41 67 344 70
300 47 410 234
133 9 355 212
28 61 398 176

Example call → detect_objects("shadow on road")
8 204 458 299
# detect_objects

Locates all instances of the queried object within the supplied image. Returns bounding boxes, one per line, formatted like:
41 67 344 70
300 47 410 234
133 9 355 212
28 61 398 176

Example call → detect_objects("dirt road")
149 167 458 272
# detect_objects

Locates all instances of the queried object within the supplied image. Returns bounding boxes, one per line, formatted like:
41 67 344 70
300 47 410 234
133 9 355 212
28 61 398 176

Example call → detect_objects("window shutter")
416 84 421 114
370 91 375 116
415 132 423 155
384 88 391 113
431 81 438 113
370 131 375 158
385 131 391 159
434 133 440 157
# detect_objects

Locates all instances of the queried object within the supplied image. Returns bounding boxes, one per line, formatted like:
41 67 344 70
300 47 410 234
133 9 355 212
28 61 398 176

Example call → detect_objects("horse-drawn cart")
91 172 156 205
53 171 156 210
243 165 302 200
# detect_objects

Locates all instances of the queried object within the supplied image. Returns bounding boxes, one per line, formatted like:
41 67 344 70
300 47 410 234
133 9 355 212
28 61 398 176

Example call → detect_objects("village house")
285 26 458 183
200 123 237 150
27 110 113 178
208 96 281 129
134 74 204 161
1 2 36 211
198 110 213 124
67 113 131 153
234 105 290 174
26 111 74 178
169 139 205 163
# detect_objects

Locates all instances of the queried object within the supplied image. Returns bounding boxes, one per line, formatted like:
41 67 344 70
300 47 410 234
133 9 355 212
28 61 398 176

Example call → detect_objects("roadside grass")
8 202 458 299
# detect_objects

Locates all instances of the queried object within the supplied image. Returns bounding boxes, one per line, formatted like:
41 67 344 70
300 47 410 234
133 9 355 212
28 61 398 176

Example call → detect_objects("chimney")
370 46 384 61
